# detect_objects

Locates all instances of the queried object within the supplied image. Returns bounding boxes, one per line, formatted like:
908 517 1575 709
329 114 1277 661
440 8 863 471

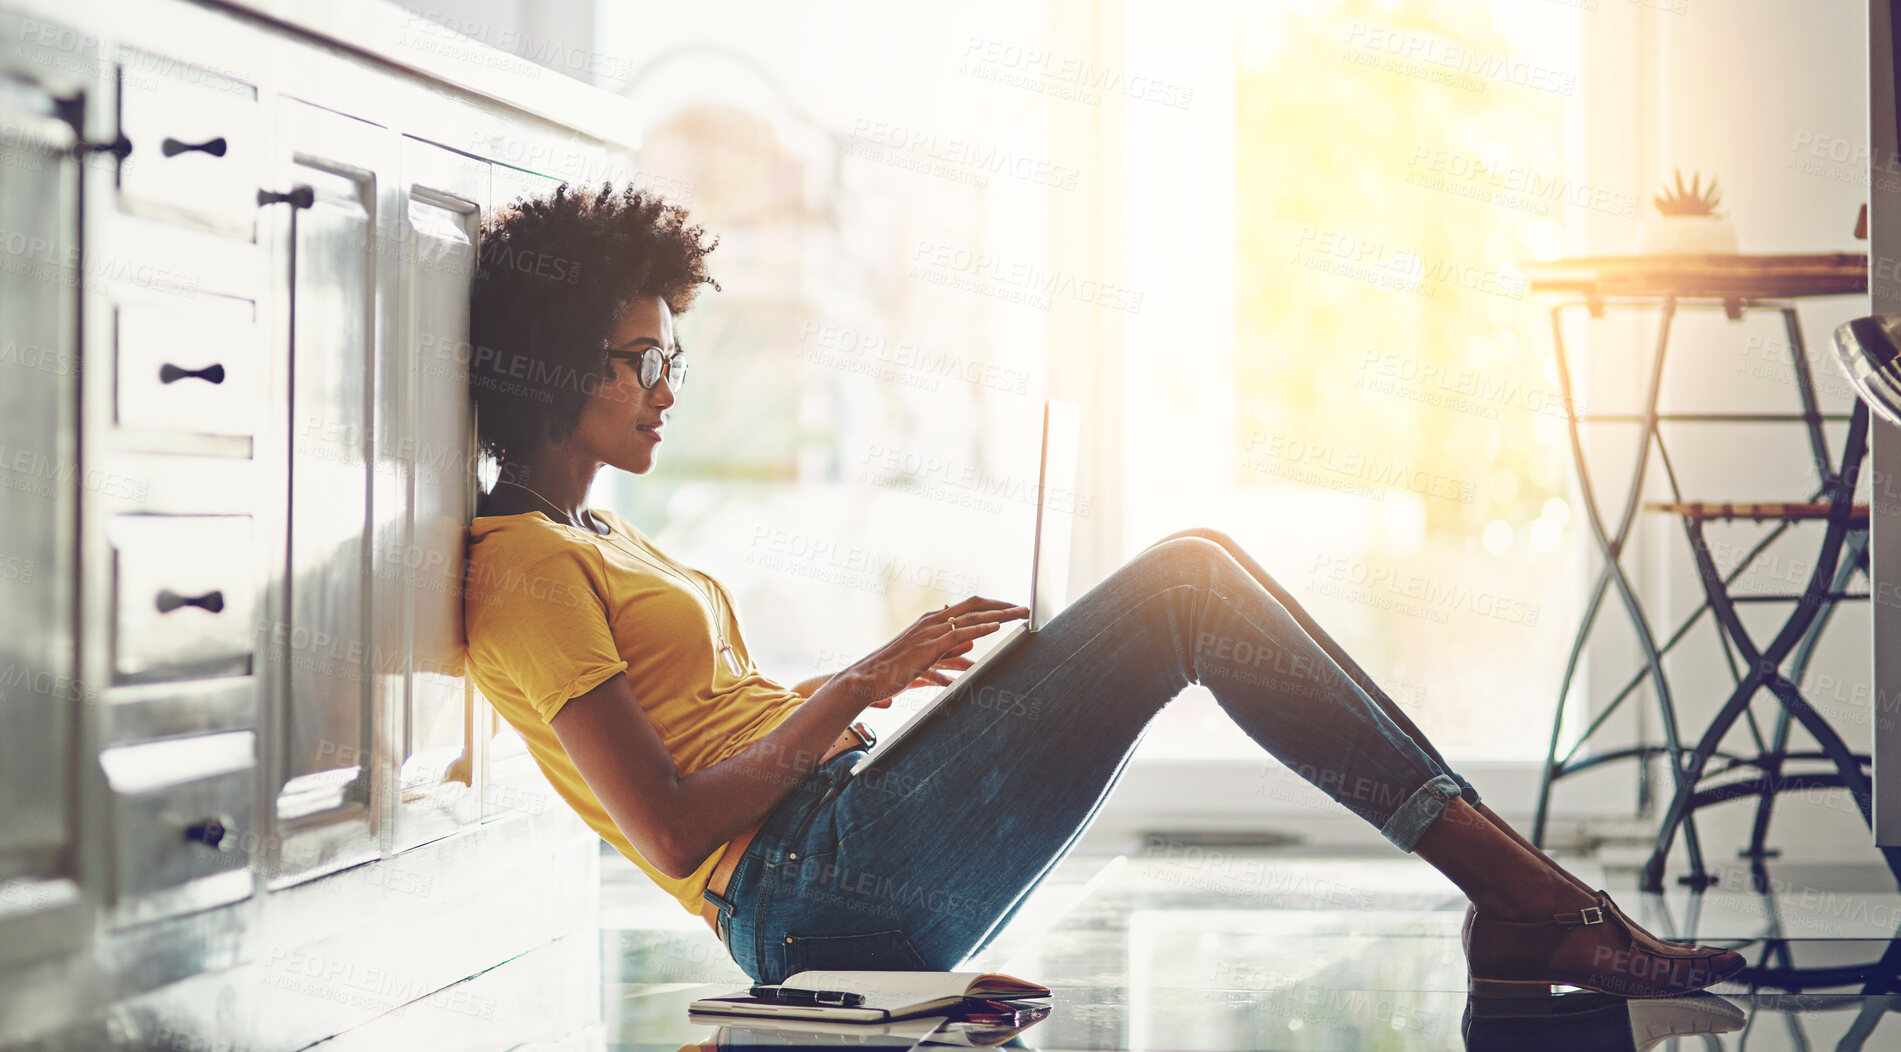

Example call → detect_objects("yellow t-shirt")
463 506 807 915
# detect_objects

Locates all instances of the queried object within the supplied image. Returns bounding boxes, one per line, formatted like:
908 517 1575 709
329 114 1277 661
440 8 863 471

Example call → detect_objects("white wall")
390 0 599 87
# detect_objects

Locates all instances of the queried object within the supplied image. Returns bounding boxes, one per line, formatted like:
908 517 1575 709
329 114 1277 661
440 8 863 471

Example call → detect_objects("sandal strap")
1550 904 1608 926
1473 903 1615 927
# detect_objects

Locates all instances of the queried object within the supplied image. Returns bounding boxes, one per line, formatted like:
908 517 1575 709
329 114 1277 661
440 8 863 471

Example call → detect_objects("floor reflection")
515 848 1901 1049
1462 991 1745 1051
606 985 1900 1051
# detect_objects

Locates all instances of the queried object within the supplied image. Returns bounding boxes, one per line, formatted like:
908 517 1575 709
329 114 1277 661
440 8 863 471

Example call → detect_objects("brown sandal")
1464 891 1701 962
1464 890 1745 999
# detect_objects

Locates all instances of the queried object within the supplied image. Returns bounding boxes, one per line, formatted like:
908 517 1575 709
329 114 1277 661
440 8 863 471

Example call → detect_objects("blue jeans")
703 527 1480 984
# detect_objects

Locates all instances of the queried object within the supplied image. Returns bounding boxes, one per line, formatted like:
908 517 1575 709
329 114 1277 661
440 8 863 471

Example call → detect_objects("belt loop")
703 887 735 947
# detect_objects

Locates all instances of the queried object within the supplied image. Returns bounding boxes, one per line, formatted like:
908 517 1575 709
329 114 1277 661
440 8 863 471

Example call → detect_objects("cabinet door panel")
0 19 87 969
0 64 78 870
387 137 484 849
271 101 386 883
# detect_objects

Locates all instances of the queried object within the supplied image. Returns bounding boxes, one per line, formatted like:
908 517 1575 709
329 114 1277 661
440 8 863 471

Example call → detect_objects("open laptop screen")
1029 399 1080 631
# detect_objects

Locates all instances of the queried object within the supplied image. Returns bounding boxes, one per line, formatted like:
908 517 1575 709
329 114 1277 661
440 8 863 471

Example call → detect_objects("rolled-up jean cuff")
1379 773 1465 853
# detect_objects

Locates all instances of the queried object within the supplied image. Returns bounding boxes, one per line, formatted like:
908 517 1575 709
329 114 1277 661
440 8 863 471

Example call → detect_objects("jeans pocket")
783 928 928 975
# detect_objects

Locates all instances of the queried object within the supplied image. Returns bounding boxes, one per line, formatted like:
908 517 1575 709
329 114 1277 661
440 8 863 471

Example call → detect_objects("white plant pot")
1635 214 1739 255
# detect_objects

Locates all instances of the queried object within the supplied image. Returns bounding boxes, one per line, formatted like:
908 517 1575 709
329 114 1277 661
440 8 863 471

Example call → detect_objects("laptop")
850 398 1081 776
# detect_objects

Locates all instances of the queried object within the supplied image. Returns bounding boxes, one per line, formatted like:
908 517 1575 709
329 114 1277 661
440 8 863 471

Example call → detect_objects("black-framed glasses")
603 342 687 392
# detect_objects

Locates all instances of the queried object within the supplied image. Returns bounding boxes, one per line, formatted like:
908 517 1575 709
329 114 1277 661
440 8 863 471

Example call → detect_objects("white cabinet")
0 1 627 1045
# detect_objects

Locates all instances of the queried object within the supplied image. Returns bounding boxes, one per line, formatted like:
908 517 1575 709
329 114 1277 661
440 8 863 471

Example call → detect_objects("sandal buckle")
1579 906 1605 925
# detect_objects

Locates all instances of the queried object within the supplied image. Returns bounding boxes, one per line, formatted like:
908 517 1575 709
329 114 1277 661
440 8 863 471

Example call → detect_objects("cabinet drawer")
116 53 261 239
110 514 256 681
99 731 255 927
103 677 258 748
115 299 259 440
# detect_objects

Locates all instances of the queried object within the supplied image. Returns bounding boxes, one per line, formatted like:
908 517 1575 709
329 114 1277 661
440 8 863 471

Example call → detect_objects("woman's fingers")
948 611 1024 638
925 606 1027 638
871 601 1026 699
964 605 1030 624
935 596 1031 621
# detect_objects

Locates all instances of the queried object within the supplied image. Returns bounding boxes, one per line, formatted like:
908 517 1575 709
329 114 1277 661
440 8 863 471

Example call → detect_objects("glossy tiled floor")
329 843 1901 1050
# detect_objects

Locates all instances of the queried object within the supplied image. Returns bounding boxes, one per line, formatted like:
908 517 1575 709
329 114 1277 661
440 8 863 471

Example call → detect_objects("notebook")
691 1002 1052 1047
688 969 1052 1024
849 398 1081 778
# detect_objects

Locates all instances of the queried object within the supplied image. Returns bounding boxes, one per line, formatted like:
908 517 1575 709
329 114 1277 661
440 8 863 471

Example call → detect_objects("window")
1125 0 1588 763
601 0 1588 772
601 23 1063 745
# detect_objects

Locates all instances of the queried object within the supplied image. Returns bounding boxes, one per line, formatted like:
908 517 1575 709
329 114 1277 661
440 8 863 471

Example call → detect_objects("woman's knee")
1104 529 1261 604
1143 527 1290 594
1130 535 1231 579
1151 526 1237 554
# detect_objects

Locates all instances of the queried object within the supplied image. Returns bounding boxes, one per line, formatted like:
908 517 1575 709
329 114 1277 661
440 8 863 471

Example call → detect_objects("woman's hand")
843 596 1029 707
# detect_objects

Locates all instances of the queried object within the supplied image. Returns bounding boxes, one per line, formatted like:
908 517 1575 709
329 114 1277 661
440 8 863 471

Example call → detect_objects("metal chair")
1639 470 1888 891
1632 312 1901 892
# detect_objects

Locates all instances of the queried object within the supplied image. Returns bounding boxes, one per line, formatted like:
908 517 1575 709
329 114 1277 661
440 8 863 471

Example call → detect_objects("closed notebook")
692 1002 1052 1048
688 970 1052 1023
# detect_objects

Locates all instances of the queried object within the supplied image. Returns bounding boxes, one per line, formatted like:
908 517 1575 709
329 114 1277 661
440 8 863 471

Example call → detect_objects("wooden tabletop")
1525 253 1867 300
1645 500 1870 524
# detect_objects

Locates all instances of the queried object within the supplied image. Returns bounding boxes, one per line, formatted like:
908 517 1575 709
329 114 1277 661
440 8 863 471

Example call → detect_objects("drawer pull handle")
183 816 236 852
155 588 225 615
161 136 227 159
70 134 132 161
158 362 226 385
257 186 314 210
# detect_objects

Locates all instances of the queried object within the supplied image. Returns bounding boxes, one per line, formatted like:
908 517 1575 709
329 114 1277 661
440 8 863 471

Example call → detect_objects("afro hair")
467 182 718 468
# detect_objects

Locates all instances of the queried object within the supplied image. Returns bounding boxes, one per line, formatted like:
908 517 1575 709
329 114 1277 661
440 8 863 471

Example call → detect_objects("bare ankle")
1530 872 1597 913
1473 872 1595 922
1472 803 1598 897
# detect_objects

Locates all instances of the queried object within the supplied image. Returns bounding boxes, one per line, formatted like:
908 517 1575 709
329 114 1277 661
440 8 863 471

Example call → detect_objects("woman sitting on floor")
462 182 1743 999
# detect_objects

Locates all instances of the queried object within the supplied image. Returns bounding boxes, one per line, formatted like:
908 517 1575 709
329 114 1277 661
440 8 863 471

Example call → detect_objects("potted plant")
1636 169 1738 254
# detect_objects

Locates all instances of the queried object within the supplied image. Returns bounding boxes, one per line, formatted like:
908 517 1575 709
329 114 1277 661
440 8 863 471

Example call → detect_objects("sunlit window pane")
1129 0 1586 761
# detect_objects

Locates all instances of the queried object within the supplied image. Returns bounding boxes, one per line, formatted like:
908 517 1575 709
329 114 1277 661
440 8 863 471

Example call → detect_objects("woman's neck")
492 451 605 531
482 486 610 535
